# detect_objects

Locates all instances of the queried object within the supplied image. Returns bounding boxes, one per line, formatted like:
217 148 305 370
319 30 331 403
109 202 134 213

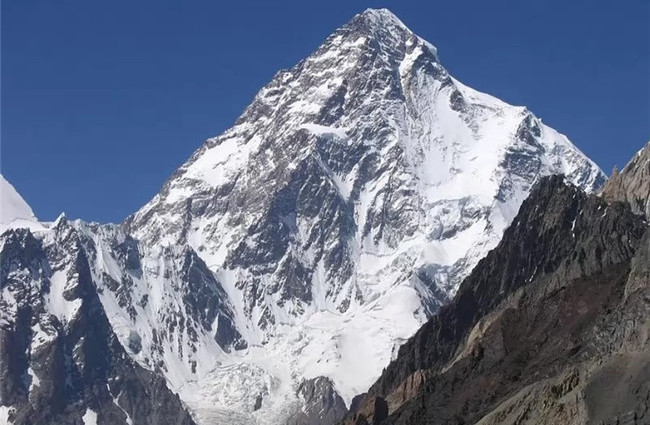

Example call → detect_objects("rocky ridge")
342 145 649 425
602 141 650 217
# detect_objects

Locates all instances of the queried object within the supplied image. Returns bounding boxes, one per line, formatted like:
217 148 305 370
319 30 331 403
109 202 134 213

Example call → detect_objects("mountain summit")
1 9 605 424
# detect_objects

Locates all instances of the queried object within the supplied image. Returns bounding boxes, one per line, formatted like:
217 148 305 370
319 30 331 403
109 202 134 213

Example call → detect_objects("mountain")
0 176 41 234
122 8 604 421
341 146 649 424
0 8 607 425
0 216 197 422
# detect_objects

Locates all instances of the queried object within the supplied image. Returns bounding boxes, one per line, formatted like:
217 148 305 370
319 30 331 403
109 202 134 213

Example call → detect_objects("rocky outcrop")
601 141 650 218
289 376 348 425
342 165 649 424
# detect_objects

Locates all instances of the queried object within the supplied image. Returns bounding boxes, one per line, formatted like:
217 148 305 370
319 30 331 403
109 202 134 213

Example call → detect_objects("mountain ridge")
341 150 649 425
1 8 610 424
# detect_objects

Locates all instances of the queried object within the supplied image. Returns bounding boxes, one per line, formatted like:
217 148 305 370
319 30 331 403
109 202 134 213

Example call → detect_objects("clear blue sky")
2 0 649 223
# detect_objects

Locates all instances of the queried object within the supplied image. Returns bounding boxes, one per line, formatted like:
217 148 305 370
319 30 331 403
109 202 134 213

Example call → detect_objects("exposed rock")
341 167 649 424
289 376 348 425
602 141 650 218
0 225 196 425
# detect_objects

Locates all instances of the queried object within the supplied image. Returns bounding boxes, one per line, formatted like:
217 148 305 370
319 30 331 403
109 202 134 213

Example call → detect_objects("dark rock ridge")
0 219 196 425
341 165 650 424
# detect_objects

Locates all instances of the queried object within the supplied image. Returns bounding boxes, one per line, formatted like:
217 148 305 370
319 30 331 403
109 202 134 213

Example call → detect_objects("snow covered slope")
0 8 606 425
0 175 42 233
0 218 197 424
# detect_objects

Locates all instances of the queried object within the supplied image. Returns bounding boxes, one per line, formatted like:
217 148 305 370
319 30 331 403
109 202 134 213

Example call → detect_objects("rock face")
342 150 649 424
289 377 348 425
0 218 196 425
0 8 607 425
602 141 650 218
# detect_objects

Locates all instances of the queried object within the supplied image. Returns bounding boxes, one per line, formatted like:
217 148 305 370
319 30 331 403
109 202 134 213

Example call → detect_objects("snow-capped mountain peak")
335 8 440 62
119 9 605 422
1 9 607 425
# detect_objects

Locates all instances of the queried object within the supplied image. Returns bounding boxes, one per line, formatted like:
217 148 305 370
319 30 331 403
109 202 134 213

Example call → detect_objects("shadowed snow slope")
0 8 606 425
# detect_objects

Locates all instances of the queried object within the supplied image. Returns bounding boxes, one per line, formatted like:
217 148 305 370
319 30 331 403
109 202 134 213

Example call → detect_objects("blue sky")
2 0 649 222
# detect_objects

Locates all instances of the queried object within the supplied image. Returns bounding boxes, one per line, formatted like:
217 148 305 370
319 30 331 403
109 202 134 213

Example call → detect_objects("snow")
0 175 35 224
82 409 98 425
296 284 423 403
31 322 56 350
108 385 134 425
0 175 45 234
311 152 354 201
182 134 263 189
44 270 82 324
27 368 40 391
36 8 606 425
0 406 14 424
176 283 425 422
300 123 348 140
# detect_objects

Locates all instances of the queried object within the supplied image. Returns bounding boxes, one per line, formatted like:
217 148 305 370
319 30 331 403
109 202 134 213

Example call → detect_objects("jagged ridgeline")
1 8 609 425
343 144 649 425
